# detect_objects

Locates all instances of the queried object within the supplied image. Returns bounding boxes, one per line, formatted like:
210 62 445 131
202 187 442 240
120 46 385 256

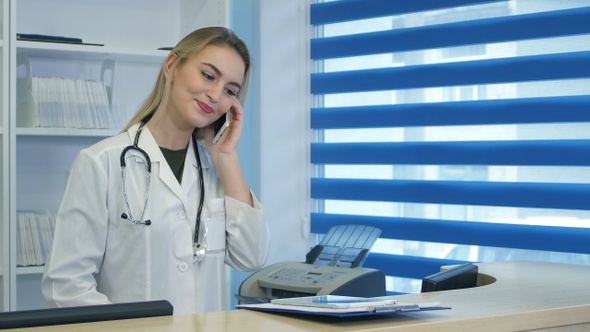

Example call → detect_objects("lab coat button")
178 211 186 219
178 262 188 272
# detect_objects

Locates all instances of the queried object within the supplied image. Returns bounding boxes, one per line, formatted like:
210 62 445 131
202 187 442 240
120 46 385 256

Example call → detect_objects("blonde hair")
122 27 251 133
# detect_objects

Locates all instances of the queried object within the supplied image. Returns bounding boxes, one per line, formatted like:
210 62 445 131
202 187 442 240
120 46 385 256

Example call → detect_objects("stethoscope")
120 121 207 263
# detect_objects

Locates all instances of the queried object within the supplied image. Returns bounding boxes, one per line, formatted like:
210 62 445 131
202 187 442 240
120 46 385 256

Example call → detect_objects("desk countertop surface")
6 261 590 331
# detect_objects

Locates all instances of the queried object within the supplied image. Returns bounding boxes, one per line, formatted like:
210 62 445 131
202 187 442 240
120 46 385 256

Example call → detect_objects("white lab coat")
42 123 269 314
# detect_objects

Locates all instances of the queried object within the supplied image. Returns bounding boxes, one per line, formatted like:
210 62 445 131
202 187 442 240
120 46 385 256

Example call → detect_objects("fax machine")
239 225 386 300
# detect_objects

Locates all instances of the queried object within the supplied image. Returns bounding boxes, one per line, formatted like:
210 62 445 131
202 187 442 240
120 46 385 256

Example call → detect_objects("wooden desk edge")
403 303 590 332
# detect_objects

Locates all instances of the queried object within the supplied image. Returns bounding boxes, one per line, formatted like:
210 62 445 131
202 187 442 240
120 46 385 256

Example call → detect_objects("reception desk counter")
5 261 590 331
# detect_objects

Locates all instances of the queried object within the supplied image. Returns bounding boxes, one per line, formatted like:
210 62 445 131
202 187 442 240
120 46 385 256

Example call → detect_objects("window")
310 0 590 294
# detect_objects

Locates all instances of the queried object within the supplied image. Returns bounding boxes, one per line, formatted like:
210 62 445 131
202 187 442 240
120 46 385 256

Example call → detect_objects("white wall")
228 0 313 307
257 0 313 265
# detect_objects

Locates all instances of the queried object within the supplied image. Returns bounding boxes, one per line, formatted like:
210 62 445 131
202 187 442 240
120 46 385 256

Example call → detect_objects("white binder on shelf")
17 53 119 130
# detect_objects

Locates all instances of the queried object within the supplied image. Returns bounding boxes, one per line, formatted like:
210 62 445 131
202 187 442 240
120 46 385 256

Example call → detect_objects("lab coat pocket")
203 198 226 251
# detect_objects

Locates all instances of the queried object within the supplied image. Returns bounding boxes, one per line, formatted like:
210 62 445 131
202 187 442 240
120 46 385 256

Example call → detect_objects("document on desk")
271 295 398 309
237 295 450 318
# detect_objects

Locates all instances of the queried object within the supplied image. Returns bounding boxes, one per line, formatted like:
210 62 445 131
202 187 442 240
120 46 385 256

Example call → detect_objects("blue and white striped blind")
310 0 590 291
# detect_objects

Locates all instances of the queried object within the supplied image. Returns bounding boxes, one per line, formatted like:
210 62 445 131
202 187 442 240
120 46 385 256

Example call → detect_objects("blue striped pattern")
312 51 590 94
312 179 590 211
312 7 590 59
311 96 590 128
310 1 590 283
311 0 505 25
311 140 590 166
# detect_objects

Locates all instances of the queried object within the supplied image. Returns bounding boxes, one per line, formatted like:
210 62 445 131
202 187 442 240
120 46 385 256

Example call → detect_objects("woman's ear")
163 53 178 80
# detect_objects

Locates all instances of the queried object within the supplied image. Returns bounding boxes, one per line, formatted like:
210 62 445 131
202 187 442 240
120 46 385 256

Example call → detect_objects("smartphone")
212 111 230 144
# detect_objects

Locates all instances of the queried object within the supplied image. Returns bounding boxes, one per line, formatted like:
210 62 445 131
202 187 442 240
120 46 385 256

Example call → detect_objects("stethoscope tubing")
119 121 207 261
120 122 153 225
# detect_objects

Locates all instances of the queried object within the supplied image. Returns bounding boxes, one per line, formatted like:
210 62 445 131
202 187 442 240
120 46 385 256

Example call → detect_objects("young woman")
42 27 269 314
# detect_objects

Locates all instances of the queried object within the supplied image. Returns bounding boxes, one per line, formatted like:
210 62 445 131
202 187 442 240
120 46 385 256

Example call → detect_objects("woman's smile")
197 100 214 114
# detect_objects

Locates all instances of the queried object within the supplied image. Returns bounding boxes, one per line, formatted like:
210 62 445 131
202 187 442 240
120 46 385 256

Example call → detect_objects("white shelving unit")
3 0 229 312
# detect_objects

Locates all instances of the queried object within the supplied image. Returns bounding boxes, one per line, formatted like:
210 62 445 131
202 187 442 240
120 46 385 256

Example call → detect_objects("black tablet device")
421 263 479 292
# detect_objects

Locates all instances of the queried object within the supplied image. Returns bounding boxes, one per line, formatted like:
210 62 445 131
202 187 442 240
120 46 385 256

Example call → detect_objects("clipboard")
237 300 450 318
270 295 398 309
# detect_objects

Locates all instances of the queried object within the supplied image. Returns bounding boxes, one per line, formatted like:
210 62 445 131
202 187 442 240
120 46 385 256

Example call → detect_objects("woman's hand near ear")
205 99 253 207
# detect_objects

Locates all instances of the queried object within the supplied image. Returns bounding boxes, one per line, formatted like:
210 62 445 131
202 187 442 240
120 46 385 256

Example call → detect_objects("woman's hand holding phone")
206 98 253 206
207 98 242 151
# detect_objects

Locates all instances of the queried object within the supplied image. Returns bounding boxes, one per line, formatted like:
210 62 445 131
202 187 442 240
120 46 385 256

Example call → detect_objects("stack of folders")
236 295 449 318
28 77 121 129
16 211 57 267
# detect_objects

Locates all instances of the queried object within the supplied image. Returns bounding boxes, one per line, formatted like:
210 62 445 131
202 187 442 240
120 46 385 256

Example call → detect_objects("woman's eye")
202 71 215 81
225 88 238 97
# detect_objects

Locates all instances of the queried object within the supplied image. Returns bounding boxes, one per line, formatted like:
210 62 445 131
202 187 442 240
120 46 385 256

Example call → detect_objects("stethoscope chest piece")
193 242 207 263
